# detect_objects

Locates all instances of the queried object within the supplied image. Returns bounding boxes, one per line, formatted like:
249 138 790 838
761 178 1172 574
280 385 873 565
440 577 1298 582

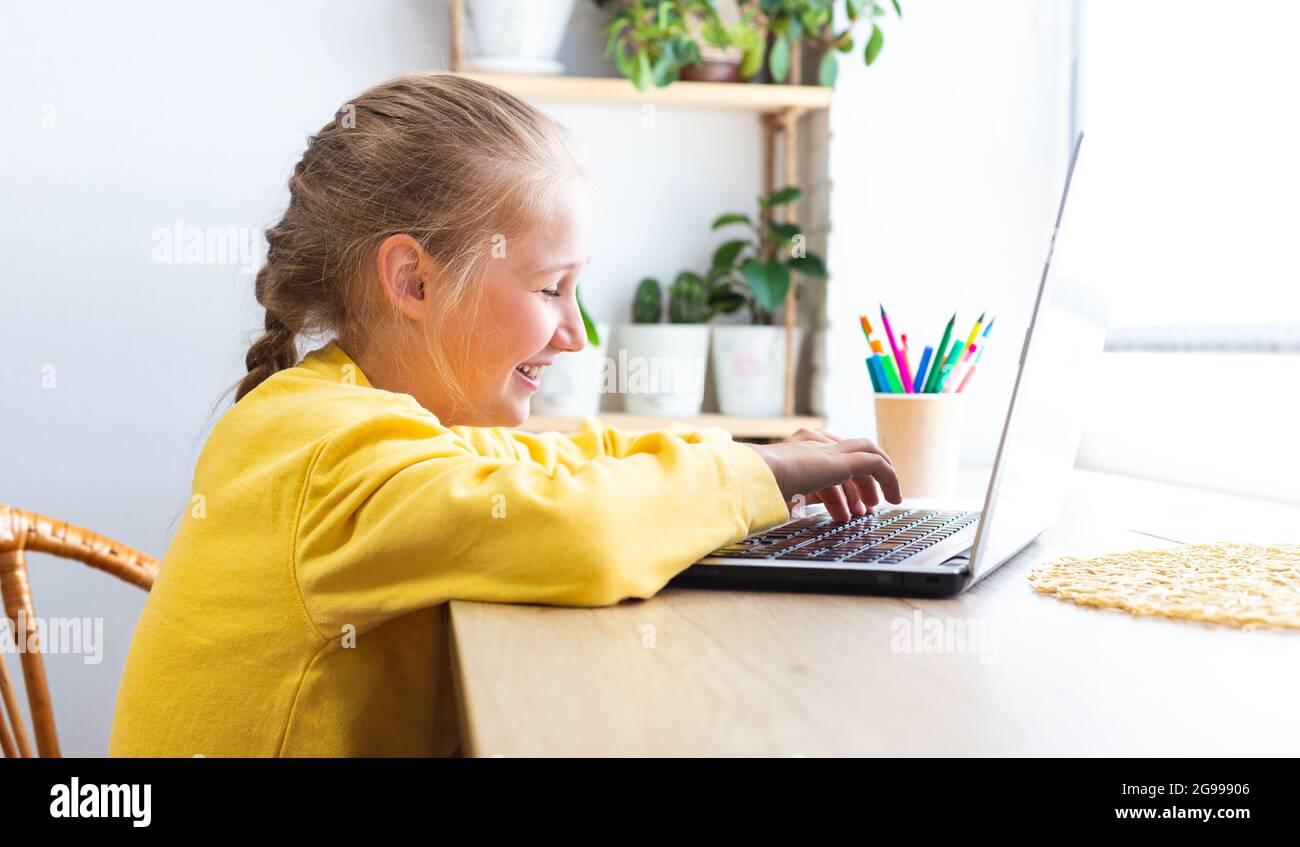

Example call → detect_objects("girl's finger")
817 484 852 522
837 480 868 511
855 475 881 509
840 450 903 504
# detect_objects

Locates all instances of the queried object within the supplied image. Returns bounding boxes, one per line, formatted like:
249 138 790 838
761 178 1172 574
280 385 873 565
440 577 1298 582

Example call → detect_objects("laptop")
671 134 1109 597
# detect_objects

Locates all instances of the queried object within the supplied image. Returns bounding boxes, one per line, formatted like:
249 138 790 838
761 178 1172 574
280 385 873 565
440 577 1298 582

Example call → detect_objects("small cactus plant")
668 271 710 323
632 277 663 323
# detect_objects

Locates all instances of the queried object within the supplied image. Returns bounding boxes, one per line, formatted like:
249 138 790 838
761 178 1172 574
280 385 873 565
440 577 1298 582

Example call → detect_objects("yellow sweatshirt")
109 340 789 757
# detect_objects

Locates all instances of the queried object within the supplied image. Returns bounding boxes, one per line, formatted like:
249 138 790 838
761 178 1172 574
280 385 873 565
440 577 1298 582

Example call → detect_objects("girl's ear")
375 234 433 320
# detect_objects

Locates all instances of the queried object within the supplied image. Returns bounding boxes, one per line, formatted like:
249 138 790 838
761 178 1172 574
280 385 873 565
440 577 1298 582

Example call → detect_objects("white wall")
821 0 1076 464
0 0 768 755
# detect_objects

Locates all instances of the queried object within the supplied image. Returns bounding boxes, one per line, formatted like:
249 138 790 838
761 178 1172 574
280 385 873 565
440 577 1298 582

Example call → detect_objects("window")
1075 0 1300 351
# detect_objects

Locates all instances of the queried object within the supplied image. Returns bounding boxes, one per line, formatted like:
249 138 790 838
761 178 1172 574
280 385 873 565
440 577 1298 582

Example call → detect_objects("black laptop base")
668 563 970 598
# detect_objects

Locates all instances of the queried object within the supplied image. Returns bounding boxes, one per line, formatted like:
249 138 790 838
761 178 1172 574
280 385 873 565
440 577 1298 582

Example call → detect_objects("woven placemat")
1028 541 1300 630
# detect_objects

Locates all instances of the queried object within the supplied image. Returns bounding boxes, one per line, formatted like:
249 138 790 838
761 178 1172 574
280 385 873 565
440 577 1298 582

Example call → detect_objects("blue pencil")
911 345 934 393
868 355 890 393
865 357 882 392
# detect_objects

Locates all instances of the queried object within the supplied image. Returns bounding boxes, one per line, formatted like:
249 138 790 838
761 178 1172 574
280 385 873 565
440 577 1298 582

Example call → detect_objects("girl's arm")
293 414 788 637
447 416 743 465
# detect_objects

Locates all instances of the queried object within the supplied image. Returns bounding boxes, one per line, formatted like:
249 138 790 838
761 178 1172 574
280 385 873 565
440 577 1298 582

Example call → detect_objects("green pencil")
933 339 962 392
923 313 955 393
880 353 905 393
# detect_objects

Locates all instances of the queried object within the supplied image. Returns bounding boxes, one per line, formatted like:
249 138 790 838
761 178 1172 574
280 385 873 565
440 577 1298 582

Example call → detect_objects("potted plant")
759 0 903 87
597 0 763 89
705 185 826 416
465 0 580 75
615 273 713 416
681 0 765 83
532 288 609 417
596 0 901 89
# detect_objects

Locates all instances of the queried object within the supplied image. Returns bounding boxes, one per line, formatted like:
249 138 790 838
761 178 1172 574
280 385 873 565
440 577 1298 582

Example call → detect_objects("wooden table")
448 469 1300 756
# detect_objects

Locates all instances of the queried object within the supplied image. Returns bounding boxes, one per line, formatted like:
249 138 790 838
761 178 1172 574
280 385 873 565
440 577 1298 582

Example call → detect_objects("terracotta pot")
681 61 744 84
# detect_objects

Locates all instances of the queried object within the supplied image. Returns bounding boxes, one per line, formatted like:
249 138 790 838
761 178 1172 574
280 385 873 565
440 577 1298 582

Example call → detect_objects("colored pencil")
859 315 877 348
936 312 983 390
935 312 982 393
881 356 904 393
945 343 979 393
911 345 934 393
966 319 995 380
923 314 956 393
861 308 994 396
865 356 882 392
868 354 890 393
954 320 993 393
899 333 913 391
956 363 978 393
861 316 883 392
933 339 963 392
879 305 913 393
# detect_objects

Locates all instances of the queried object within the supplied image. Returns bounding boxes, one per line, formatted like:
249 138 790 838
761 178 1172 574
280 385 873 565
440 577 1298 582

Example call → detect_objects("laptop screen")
969 135 1112 582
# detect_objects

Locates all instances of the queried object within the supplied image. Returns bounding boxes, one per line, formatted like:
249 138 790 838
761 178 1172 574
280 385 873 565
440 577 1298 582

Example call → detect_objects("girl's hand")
744 429 901 522
781 427 894 521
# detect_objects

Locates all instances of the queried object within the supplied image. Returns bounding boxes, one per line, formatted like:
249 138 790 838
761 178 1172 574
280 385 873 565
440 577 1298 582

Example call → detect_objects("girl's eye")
541 287 562 299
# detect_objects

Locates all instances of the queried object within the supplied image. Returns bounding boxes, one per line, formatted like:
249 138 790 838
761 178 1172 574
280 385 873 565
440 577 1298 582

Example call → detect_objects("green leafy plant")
705 185 827 325
597 0 900 89
576 286 601 345
696 4 766 78
600 1 711 91
759 0 902 87
598 0 764 90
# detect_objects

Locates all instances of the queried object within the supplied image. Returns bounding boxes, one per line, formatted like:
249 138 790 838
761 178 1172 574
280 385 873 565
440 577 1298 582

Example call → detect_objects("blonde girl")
111 74 899 757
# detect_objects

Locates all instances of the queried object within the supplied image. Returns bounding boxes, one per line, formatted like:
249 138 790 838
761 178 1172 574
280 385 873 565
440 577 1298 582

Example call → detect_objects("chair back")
0 505 157 757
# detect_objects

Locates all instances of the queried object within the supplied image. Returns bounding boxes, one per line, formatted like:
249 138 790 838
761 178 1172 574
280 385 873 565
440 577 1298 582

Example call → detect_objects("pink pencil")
898 333 913 390
956 363 978 393
945 343 979 393
879 305 913 393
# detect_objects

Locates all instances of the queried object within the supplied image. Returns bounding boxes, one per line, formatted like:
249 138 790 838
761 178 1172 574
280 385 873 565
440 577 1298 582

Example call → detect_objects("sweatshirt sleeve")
293 412 789 635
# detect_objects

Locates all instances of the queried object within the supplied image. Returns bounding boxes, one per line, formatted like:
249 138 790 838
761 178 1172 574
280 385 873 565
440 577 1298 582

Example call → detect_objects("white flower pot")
465 0 577 75
532 322 609 417
614 323 710 417
711 324 803 417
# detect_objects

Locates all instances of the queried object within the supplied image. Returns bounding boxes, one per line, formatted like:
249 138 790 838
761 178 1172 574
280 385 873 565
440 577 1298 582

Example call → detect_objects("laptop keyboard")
707 509 980 565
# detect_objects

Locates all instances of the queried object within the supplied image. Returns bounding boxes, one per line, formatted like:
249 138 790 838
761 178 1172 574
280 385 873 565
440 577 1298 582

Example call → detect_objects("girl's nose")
553 299 587 354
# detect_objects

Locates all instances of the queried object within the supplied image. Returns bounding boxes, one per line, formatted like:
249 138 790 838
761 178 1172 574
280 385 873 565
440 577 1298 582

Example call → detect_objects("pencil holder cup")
873 394 964 499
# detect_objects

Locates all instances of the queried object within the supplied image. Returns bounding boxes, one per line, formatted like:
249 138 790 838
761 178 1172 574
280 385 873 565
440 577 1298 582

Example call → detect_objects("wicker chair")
0 504 157 757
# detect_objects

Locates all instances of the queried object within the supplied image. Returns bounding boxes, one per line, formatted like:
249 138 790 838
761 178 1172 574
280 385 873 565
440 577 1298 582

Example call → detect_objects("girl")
110 74 900 757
